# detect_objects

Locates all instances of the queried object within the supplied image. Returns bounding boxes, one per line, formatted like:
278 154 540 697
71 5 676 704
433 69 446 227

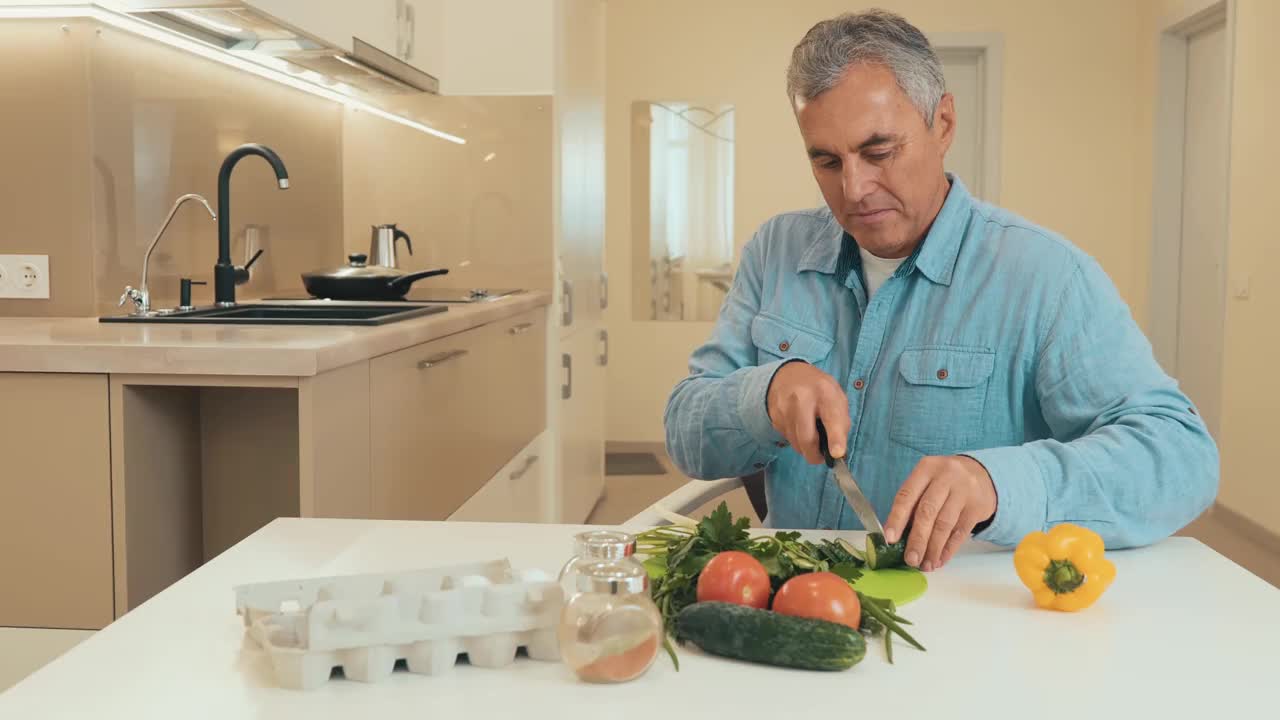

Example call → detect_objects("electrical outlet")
0 255 49 299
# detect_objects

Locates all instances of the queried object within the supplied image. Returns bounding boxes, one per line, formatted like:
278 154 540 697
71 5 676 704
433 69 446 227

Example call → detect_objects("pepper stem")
1044 559 1085 594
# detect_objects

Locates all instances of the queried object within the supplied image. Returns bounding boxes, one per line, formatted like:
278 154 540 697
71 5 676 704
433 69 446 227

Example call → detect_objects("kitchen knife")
815 419 885 536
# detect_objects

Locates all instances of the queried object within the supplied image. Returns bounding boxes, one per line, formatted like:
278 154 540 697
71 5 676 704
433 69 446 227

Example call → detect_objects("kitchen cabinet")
558 326 607 522
554 0 606 338
448 432 548 523
548 0 607 521
481 309 548 466
370 313 546 521
0 374 113 629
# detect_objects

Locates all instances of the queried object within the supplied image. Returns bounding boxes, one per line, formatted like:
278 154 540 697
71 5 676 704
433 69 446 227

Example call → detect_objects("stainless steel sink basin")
100 301 447 326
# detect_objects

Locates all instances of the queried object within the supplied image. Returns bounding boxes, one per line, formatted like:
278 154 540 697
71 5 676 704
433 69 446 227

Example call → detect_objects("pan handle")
388 267 449 292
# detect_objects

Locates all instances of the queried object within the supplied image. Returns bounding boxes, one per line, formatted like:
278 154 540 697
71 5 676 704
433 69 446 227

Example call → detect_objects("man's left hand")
883 455 996 572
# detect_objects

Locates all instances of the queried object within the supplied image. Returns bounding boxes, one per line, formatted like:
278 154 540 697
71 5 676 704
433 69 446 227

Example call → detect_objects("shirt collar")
796 173 972 287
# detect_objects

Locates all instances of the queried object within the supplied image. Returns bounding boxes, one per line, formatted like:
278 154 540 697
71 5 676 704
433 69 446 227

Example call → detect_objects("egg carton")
234 558 564 690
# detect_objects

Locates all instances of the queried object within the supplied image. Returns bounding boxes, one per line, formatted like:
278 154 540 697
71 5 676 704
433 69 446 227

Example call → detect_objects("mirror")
630 101 735 321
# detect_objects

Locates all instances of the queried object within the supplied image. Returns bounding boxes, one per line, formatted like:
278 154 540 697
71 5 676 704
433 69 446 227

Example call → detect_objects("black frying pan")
301 254 449 301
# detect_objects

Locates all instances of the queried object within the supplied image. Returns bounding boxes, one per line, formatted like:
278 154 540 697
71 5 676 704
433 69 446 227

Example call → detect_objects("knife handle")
815 419 836 469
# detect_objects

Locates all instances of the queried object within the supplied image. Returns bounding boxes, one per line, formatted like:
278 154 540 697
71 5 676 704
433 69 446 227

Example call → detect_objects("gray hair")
786 9 946 127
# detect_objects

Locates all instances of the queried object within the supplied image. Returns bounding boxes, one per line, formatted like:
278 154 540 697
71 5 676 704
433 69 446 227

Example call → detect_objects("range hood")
129 5 439 96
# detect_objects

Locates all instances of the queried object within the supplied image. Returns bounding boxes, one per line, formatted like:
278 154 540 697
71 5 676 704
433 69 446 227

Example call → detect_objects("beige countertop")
0 291 551 377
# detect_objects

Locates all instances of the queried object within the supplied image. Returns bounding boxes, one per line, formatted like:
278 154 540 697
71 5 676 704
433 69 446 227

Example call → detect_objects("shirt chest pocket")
889 346 995 456
750 313 835 367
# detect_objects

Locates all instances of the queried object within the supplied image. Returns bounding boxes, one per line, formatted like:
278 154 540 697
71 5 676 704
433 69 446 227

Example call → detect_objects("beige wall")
605 0 1154 442
0 18 553 318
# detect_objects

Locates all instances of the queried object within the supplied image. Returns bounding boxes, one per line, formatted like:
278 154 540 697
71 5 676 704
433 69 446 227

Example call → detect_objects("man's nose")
842 159 877 204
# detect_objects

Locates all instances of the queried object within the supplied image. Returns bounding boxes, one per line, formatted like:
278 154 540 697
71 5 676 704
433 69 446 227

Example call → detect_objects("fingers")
816 388 851 458
904 479 950 569
922 491 966 571
884 460 931 544
939 526 970 567
790 400 823 465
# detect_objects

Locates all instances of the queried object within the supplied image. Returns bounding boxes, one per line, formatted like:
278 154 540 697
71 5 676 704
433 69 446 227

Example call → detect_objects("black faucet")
215 143 289 305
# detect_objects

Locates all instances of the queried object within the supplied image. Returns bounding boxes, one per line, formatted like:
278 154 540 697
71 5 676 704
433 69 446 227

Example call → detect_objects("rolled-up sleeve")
664 235 790 480
967 257 1220 549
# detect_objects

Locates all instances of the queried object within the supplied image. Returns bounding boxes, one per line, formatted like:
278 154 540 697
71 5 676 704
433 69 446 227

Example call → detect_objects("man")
664 10 1218 571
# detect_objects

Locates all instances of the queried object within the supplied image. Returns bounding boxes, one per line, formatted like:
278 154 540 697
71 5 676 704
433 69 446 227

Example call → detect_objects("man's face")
795 63 955 258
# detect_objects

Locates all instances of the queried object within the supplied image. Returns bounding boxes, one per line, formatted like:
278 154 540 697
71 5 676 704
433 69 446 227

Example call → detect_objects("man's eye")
817 158 841 170
866 150 894 162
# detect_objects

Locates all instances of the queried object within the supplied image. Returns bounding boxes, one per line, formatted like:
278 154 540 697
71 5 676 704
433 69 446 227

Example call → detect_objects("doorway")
1150 3 1232 438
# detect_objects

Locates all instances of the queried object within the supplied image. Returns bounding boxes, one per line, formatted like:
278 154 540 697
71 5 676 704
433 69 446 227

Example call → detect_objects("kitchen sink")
99 302 447 326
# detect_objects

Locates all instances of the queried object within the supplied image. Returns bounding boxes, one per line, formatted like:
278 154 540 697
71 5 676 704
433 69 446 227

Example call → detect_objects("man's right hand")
766 361 851 465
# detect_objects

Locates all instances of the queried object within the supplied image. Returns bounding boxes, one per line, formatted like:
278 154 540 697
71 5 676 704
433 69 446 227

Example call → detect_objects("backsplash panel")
341 96 554 296
88 21 344 315
0 20 97 318
0 18 553 319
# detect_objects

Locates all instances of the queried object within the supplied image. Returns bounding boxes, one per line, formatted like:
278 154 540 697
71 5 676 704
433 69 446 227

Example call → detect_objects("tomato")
696 551 771 609
771 572 861 630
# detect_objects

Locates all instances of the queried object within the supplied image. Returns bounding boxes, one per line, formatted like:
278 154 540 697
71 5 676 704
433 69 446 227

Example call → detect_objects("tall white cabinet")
551 0 608 523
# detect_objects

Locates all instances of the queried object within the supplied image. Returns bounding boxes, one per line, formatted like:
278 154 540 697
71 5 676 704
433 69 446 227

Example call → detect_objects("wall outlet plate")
0 255 50 299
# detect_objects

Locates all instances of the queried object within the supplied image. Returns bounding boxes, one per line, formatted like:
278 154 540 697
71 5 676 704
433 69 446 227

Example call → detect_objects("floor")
588 441 761 526
590 442 1280 589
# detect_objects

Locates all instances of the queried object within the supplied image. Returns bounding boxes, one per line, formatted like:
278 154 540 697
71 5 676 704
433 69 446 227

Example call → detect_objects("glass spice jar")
557 530 643 599
558 560 662 684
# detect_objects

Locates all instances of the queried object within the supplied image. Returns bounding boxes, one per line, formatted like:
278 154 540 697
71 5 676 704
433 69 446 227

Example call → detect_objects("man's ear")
933 93 957 155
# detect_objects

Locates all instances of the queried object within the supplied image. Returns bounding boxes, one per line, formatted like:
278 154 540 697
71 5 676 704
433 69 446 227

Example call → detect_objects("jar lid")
572 530 637 561
575 560 649 595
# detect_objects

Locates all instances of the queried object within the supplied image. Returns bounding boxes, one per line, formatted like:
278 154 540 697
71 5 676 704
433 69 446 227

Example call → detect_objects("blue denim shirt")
664 176 1219 548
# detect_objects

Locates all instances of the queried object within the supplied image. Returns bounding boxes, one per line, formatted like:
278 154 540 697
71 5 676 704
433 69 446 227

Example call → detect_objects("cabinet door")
555 0 606 337
0 374 113 629
448 432 547 523
558 326 607 523
371 327 492 520
482 309 547 466
405 0 445 77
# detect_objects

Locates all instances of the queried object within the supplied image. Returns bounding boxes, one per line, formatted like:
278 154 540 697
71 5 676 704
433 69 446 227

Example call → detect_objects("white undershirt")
859 247 908 298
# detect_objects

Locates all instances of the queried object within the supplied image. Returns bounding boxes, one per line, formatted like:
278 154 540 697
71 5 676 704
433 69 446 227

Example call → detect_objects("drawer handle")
508 322 535 335
561 353 572 399
417 349 469 370
510 454 540 481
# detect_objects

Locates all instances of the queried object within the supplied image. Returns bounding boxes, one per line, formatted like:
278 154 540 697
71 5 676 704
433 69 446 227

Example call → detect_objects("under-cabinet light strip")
0 4 466 145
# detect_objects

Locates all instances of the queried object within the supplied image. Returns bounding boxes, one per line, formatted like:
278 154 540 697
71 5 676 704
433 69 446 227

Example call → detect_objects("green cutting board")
852 567 928 605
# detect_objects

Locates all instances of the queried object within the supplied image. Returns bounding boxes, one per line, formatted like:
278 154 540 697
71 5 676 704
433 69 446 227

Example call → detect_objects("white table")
2 518 1276 719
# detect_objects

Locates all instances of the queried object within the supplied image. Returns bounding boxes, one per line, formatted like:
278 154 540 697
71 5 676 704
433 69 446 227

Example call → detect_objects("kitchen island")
0 293 552 630
1 517 1274 719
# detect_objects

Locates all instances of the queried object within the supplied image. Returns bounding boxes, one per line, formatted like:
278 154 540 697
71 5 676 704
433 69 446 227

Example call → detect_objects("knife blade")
815 419 885 536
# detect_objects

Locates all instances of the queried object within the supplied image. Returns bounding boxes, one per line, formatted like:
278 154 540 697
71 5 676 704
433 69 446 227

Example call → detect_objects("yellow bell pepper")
1013 524 1116 612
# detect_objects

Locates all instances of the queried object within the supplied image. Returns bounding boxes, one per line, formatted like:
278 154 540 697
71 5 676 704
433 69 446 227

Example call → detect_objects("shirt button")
753 462 765 469
775 441 787 448
778 341 790 352
853 379 865 390
937 368 949 380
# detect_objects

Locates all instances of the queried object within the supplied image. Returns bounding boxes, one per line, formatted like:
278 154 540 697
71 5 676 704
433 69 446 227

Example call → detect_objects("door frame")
1148 1 1236 376
928 32 1004 204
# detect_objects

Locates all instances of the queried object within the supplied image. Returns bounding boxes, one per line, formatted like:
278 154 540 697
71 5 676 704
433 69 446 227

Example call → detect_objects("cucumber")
674 602 866 671
865 532 907 570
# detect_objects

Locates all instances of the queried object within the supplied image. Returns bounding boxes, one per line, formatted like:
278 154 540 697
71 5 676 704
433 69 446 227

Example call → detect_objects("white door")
937 48 986 200
1175 20 1229 437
